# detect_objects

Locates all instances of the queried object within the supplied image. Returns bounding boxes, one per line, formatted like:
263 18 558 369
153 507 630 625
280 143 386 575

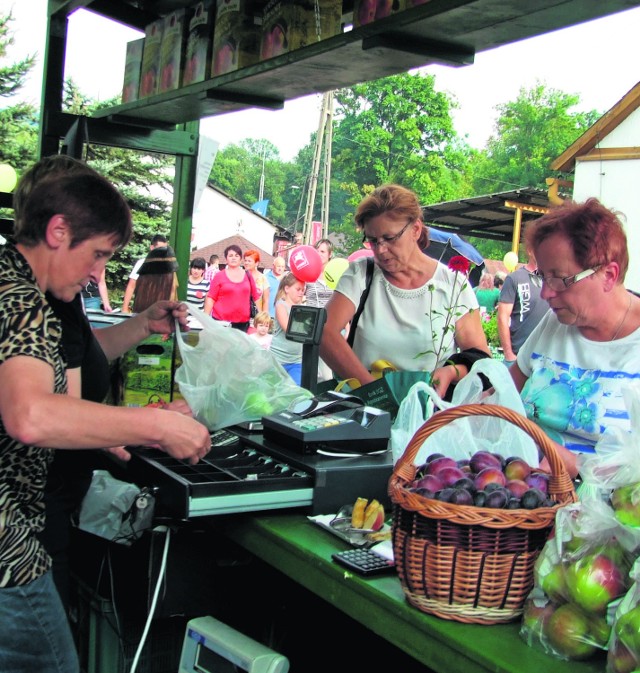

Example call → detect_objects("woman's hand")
144 300 190 334
430 364 467 398
104 445 132 462
162 398 194 417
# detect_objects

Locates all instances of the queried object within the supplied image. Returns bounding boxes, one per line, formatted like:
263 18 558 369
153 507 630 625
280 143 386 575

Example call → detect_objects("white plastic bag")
77 470 154 545
174 305 313 430
393 358 539 467
390 381 450 463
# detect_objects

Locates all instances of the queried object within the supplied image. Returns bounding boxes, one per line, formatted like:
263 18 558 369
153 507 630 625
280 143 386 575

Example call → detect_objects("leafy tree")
471 81 600 193
209 138 295 226
63 80 175 298
332 72 470 203
0 12 38 172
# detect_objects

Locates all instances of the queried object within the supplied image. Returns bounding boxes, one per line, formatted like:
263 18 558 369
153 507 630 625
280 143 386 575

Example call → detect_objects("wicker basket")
389 403 577 625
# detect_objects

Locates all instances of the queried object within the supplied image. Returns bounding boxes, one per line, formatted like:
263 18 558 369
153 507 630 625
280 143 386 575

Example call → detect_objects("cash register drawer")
129 439 314 519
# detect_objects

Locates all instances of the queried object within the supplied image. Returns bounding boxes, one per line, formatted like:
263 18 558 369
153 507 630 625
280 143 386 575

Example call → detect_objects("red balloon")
289 245 323 282
348 248 374 262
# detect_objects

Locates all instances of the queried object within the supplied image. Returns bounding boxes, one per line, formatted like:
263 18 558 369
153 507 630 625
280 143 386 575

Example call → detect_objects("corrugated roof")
421 188 553 243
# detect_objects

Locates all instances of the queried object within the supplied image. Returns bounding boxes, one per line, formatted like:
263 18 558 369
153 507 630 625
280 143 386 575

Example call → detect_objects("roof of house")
551 81 640 172
191 235 276 269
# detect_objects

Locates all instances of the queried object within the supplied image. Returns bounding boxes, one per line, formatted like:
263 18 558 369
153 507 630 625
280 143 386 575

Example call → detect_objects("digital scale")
262 391 391 455
179 616 288 673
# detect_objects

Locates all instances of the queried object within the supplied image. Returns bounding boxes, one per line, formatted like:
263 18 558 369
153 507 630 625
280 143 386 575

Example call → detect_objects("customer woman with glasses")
511 197 640 478
320 183 490 399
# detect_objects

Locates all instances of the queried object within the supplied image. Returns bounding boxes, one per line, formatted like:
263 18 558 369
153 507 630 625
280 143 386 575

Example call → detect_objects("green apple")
608 639 638 673
244 391 274 417
545 603 598 660
565 551 628 615
521 597 558 644
540 562 569 603
611 482 640 527
615 604 640 654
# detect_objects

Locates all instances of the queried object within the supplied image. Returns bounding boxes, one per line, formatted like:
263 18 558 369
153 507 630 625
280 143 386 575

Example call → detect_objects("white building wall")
571 109 640 293
191 186 277 253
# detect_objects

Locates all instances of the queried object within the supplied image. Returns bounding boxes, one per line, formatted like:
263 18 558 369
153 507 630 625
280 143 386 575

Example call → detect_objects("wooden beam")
576 147 640 162
503 200 549 215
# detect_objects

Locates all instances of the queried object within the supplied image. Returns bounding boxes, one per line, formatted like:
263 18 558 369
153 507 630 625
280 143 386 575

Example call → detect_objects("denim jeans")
0 571 79 673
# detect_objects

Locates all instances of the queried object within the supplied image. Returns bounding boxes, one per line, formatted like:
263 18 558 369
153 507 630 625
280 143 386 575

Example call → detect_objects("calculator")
332 548 396 576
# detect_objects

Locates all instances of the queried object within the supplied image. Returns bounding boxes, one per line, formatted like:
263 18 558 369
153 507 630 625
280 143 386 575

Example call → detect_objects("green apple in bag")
611 482 640 527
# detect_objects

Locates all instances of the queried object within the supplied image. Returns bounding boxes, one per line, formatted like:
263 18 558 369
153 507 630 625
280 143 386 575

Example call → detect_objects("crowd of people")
1 155 638 672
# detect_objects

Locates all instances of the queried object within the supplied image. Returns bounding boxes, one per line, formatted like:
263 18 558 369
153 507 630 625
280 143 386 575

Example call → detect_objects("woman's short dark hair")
190 257 206 270
17 172 132 250
224 244 243 259
525 198 629 282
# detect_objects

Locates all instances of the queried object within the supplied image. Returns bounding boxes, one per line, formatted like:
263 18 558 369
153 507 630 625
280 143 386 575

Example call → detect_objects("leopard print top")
0 243 67 587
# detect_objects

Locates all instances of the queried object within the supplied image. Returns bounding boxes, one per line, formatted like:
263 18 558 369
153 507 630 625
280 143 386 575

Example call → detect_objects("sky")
2 1 640 160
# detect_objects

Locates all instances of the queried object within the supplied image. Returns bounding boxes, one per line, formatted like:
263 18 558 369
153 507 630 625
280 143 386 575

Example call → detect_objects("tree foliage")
0 12 38 172
471 81 600 193
332 72 470 204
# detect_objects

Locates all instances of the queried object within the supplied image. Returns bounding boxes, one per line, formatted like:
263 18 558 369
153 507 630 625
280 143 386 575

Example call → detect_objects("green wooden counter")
216 512 604 673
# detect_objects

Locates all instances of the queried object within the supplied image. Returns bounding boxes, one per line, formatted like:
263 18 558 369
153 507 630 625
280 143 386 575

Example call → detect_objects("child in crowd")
250 311 273 350
270 273 305 385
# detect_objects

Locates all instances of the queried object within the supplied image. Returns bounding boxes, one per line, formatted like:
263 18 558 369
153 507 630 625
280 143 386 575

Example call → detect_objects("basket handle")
392 403 576 504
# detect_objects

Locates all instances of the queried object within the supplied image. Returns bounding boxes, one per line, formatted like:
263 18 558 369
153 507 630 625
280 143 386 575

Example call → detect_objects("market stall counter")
213 512 604 673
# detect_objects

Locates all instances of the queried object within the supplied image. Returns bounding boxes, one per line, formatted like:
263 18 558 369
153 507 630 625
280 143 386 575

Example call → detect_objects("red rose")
448 255 470 275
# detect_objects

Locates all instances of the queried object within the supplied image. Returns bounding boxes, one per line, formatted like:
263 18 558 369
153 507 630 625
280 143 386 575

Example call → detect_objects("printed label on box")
261 0 341 59
212 0 264 76
183 0 215 85
140 18 164 98
159 9 187 93
122 38 144 103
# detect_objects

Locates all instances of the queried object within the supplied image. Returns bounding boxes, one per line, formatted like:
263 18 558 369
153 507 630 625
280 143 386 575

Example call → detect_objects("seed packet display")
158 9 187 93
122 38 144 103
183 0 215 85
139 18 164 98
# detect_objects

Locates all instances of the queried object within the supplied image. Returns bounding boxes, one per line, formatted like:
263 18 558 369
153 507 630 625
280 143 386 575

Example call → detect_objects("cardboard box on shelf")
183 0 216 86
122 37 145 103
353 0 408 28
260 0 342 60
159 9 188 93
212 0 265 76
139 18 164 98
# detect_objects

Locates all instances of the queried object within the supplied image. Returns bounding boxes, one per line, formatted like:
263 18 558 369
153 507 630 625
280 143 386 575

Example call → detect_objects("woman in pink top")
204 244 259 332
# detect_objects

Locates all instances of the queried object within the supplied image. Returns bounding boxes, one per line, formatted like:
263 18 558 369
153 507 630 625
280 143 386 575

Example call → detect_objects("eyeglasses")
533 266 600 292
362 219 413 249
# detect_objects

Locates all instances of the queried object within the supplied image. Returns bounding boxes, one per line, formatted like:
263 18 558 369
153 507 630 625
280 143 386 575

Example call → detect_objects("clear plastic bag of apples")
520 499 640 662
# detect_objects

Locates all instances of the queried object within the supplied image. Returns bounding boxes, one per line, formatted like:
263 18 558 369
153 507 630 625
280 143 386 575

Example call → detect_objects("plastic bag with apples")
520 499 640 661
578 382 640 511
607 558 640 673
174 305 312 430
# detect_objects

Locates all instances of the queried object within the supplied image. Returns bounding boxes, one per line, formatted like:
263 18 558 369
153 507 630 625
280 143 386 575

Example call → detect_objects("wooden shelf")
91 0 640 127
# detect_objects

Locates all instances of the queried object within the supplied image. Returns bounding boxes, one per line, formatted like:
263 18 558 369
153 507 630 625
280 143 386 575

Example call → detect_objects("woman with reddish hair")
243 249 269 314
511 197 640 477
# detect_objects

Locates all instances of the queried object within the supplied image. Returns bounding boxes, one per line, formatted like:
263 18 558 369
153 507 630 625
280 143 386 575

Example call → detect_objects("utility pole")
302 91 333 245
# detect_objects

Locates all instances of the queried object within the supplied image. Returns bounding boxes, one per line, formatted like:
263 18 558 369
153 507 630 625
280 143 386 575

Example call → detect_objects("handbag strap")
347 256 374 348
246 271 255 308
